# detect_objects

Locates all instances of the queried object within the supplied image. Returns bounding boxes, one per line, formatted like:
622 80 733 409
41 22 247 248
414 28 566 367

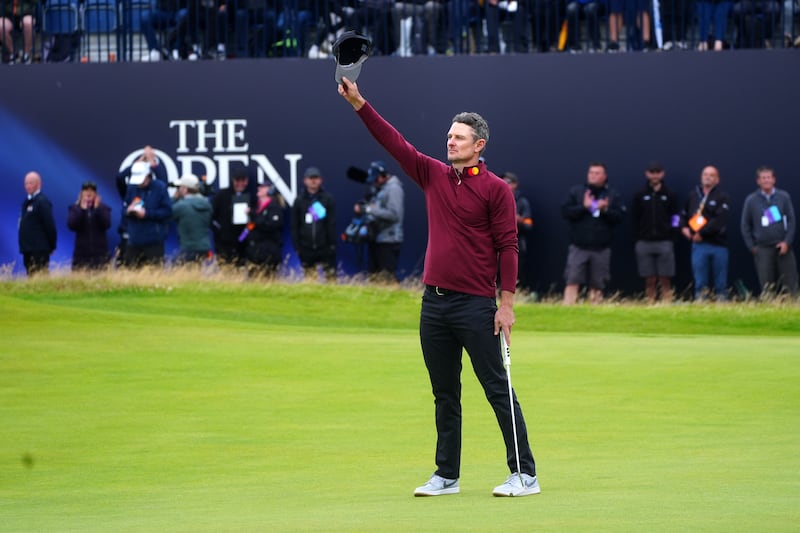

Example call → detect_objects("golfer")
338 78 539 497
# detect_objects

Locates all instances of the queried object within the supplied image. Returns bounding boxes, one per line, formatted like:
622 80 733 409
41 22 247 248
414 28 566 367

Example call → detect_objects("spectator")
565 0 604 52
732 0 780 48
631 161 680 303
291 166 337 279
740 166 798 297
696 0 733 50
212 167 254 267
245 181 286 277
782 0 799 46
392 0 445 55
344 0 397 56
0 0 35 64
67 181 112 271
229 0 279 58
339 78 540 498
173 0 228 60
485 0 529 54
561 162 625 305
116 145 169 265
171 173 212 264
307 0 346 58
607 0 624 50
530 0 563 52
353 160 404 282
502 172 533 291
122 161 173 268
632 0 654 50
19 171 57 276
680 165 731 301
661 0 691 49
139 0 189 61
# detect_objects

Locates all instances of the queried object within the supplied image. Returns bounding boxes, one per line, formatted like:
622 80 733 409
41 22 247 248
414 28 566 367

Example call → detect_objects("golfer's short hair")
452 112 490 146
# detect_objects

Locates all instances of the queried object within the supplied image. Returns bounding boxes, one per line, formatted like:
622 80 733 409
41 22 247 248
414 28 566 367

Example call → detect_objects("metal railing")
1 0 798 64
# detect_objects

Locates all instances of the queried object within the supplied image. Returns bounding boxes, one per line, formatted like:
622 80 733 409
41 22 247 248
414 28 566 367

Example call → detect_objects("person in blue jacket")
122 161 173 268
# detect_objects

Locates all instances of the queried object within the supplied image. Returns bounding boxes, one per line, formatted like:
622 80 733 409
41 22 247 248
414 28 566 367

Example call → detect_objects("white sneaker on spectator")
141 48 162 62
171 49 180 61
216 43 226 60
188 44 201 61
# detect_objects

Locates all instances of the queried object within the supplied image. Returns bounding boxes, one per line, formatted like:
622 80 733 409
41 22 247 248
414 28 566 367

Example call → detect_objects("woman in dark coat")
67 181 112 270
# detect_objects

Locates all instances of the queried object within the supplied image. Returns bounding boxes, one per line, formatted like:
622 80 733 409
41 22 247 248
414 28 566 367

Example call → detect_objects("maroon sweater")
357 102 518 298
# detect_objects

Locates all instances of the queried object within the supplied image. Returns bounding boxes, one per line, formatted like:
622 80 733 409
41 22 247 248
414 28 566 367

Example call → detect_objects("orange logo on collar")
470 167 479 175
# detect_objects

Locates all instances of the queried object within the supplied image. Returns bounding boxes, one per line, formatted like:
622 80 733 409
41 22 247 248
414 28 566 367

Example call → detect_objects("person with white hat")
122 161 172 268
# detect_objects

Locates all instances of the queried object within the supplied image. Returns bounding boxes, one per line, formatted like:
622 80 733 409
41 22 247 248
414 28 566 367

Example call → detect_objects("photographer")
353 161 405 282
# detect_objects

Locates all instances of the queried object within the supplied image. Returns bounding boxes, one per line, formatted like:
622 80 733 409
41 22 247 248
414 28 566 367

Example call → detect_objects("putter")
500 331 524 488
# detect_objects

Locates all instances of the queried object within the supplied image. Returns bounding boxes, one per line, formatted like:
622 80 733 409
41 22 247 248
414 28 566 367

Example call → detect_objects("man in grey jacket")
740 166 798 297
354 161 404 282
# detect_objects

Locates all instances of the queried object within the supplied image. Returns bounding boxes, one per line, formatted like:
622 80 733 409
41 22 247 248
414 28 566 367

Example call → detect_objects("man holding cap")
338 78 539 497
122 160 172 268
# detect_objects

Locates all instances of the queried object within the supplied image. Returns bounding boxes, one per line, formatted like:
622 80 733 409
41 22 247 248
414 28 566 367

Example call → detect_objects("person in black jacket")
245 182 285 277
631 161 680 303
291 166 337 280
212 167 255 268
19 171 57 276
67 181 112 271
681 165 731 301
561 162 625 304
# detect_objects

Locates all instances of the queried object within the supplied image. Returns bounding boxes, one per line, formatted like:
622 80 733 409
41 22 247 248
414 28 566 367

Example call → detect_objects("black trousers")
23 252 50 276
368 242 400 280
419 286 536 479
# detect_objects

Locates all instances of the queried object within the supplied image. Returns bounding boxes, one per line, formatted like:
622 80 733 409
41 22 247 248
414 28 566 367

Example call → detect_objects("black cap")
647 161 664 172
367 161 387 184
333 31 372 84
304 167 322 178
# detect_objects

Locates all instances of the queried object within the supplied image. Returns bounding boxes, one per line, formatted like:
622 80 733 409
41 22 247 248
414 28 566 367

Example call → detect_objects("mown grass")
1 272 798 531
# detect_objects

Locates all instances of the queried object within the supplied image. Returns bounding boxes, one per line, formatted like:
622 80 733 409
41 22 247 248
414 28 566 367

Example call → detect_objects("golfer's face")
446 123 480 165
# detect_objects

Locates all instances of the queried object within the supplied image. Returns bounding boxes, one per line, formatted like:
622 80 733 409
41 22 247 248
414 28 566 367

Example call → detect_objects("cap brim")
335 56 367 84
129 174 146 185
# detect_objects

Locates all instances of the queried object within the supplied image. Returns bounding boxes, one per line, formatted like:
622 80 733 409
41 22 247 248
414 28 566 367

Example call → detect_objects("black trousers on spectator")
368 242 400 280
23 252 50 276
419 286 536 480
124 242 164 268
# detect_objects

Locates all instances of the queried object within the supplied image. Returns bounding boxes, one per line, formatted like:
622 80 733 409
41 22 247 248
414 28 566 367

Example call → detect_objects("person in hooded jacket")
561 162 625 304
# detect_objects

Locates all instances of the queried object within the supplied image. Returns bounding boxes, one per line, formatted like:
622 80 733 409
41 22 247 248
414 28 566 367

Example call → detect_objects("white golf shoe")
413 474 459 496
492 473 540 497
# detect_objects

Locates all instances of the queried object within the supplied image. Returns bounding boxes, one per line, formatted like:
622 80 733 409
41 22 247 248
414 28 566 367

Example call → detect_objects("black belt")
426 285 452 296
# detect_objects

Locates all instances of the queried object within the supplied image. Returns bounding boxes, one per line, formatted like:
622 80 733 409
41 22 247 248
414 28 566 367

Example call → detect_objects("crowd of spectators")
1 0 798 64
17 151 799 302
